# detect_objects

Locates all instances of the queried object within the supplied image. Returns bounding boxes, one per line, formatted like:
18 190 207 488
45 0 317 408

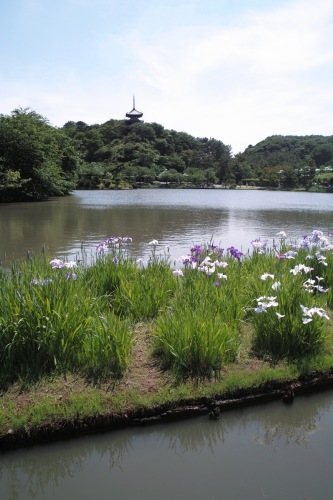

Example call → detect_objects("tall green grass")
246 244 331 362
1 229 332 386
153 253 246 380
83 256 177 321
0 254 132 387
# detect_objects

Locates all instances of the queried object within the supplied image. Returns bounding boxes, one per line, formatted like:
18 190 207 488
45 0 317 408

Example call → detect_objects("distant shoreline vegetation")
1 107 333 202
75 182 328 192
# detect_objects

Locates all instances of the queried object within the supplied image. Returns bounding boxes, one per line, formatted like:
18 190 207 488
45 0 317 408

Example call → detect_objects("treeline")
62 119 232 189
1 107 333 202
0 108 79 202
232 135 333 190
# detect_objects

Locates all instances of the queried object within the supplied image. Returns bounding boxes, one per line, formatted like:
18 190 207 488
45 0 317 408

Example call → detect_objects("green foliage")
244 241 332 362
234 134 333 189
313 167 333 190
63 119 232 188
3 106 333 197
84 253 177 321
80 312 132 380
152 245 248 380
70 123 331 190
0 108 80 201
0 254 132 387
0 230 333 387
250 272 329 362
153 269 242 380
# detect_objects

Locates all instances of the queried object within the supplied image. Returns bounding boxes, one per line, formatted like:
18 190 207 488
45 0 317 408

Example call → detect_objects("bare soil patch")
118 326 169 394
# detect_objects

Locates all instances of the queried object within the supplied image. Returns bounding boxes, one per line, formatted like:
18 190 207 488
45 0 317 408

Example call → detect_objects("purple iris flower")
43 278 53 286
65 272 77 280
227 246 244 261
191 245 203 255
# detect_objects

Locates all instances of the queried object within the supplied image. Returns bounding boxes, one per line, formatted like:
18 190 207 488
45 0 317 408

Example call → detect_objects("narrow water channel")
1 390 333 499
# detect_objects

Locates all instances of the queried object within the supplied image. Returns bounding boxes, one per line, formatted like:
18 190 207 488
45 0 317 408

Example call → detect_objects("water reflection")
1 190 333 264
158 391 331 455
1 392 333 499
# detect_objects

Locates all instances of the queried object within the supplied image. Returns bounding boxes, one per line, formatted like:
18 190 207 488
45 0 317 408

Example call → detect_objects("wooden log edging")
1 370 333 451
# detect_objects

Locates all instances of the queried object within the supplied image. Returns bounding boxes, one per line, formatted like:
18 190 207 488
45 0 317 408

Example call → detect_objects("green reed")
80 312 132 380
84 255 177 321
0 254 132 387
153 261 245 380
1 230 332 387
248 249 331 362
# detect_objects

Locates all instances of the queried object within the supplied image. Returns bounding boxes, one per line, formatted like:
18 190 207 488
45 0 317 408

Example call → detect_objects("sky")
1 0 333 154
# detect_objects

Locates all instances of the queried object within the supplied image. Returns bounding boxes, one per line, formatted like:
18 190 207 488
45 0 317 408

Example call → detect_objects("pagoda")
125 96 143 123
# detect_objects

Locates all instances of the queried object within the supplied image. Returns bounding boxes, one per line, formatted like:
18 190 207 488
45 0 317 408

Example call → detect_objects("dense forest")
62 118 232 189
0 109 79 202
233 135 333 190
1 107 333 202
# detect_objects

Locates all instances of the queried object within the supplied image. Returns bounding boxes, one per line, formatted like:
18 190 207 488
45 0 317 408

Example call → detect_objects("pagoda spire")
126 96 143 122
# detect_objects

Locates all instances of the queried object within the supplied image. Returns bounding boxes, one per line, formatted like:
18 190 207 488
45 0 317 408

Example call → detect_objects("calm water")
1 189 333 263
1 391 333 499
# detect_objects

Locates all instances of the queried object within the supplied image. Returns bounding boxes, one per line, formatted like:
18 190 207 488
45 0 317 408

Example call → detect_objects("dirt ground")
117 327 169 394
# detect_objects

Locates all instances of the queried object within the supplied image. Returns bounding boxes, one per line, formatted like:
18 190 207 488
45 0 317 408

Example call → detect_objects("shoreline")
2 369 333 452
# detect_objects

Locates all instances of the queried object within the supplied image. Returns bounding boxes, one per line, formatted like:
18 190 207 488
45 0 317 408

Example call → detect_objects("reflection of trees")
157 420 227 456
0 193 231 262
0 432 133 499
251 394 331 448
156 393 333 456
1 190 333 264
0 450 85 500
253 415 316 448
1 392 333 497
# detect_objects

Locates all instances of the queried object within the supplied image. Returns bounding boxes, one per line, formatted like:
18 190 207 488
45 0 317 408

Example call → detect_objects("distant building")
126 96 143 123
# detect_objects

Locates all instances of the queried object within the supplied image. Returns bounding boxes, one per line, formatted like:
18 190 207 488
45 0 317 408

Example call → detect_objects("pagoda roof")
126 108 143 118
126 96 143 119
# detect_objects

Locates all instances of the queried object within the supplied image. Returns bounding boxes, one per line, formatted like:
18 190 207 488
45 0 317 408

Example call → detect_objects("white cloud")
1 0 333 153
114 0 333 151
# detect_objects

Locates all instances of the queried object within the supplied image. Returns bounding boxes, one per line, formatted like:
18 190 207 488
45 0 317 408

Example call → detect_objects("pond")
1 189 333 264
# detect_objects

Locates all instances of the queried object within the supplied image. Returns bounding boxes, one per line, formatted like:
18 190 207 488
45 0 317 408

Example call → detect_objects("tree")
0 108 79 202
158 169 182 184
313 144 333 167
61 117 233 188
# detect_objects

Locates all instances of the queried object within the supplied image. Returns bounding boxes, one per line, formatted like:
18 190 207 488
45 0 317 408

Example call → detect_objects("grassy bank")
1 230 333 446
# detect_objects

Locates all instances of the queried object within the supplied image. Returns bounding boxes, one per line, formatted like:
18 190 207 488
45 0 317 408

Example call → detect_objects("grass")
1 229 333 441
1 335 332 436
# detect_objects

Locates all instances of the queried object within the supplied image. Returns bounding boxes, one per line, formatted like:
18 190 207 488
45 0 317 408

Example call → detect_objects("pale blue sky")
1 0 332 153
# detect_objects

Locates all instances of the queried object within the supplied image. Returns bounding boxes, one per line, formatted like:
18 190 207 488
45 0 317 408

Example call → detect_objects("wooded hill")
233 135 333 190
62 119 232 189
0 107 332 201
63 120 333 192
